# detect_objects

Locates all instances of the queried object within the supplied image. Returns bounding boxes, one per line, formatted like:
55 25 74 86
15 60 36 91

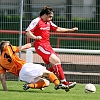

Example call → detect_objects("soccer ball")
84 83 96 93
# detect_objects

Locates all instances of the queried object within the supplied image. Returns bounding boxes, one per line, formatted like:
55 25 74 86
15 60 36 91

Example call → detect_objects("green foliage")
0 15 100 33
0 34 27 46
53 16 100 33
1 15 100 49
72 18 99 33
50 36 100 50
0 15 20 30
59 40 100 50
0 81 100 100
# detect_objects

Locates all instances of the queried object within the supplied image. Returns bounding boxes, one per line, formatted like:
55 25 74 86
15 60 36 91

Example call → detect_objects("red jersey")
0 45 26 76
25 17 58 43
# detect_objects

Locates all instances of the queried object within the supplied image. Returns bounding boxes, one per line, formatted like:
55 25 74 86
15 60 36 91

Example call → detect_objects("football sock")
47 66 54 72
48 73 60 85
48 64 69 85
47 66 56 74
53 64 65 80
53 64 68 83
62 81 70 85
28 81 47 89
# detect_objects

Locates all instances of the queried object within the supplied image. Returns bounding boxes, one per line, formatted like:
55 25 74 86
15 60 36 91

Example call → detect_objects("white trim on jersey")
25 17 40 31
38 46 50 54
50 21 58 27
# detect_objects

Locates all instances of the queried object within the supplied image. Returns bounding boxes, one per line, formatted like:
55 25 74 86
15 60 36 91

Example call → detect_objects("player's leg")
49 54 76 88
23 70 69 91
19 63 48 90
42 70 60 85
23 78 49 90
21 63 67 91
42 69 69 91
35 44 76 89
49 54 67 81
47 66 55 72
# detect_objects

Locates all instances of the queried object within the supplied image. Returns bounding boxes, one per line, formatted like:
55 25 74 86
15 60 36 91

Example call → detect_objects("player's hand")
72 27 78 31
35 36 42 40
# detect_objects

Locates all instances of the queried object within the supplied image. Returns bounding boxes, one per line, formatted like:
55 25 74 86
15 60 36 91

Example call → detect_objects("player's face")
45 12 54 22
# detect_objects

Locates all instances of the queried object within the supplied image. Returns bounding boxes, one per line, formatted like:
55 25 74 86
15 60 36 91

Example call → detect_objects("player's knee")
56 58 61 63
53 58 61 64
50 54 61 64
45 79 50 86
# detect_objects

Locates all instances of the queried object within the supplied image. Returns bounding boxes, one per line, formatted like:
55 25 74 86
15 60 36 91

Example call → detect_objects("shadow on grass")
3 89 54 93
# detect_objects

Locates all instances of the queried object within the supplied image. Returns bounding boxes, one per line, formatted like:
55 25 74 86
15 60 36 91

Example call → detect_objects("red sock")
53 64 70 85
53 64 65 80
47 66 54 72
62 81 69 85
47 66 56 74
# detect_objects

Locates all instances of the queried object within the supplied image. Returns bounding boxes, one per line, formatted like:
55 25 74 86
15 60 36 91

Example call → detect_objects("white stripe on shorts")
38 46 50 54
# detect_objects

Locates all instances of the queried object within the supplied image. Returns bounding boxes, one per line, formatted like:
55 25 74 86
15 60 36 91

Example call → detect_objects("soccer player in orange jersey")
25 6 77 88
0 41 69 91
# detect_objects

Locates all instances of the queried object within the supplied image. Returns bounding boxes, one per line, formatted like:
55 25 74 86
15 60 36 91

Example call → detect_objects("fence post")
19 0 23 58
26 49 33 63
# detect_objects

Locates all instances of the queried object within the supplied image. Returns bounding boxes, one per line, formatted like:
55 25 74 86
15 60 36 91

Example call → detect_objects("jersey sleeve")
25 17 40 32
50 21 58 31
12 46 19 52
0 65 6 74
5 45 19 55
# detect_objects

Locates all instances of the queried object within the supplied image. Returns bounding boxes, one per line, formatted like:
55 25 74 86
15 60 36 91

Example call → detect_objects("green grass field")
0 81 100 100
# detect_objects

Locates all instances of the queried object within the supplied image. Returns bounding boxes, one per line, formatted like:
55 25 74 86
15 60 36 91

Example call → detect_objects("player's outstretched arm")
0 74 7 91
18 42 33 51
56 27 78 32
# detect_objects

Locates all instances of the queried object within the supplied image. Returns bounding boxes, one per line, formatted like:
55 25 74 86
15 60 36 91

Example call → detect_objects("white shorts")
19 63 46 83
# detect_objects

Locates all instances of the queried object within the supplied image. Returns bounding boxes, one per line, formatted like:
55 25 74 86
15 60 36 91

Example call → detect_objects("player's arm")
11 42 35 52
0 65 7 91
56 27 78 32
18 42 33 51
0 73 7 91
50 21 78 32
26 31 42 40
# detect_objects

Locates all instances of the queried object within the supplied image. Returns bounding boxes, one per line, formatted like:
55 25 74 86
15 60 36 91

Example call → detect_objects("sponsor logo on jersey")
40 27 50 30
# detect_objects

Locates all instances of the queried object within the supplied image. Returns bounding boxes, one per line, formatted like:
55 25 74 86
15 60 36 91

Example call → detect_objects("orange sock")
28 81 47 89
48 73 60 85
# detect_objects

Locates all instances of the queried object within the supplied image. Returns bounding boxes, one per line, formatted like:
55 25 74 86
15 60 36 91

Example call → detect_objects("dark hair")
0 41 10 54
40 6 54 16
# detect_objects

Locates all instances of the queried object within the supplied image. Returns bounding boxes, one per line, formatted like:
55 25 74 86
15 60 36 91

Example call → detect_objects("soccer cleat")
23 84 30 90
68 82 76 89
40 87 44 91
61 81 76 89
54 84 69 91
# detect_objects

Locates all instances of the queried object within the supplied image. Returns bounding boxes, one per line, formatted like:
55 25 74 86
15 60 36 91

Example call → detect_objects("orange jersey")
0 45 26 76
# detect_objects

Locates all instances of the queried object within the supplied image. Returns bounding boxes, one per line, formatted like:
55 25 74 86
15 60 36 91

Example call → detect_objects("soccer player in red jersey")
25 6 78 89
